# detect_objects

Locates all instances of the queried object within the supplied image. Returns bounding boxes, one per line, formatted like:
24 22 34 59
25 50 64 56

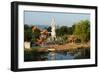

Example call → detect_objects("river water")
24 48 90 62
47 52 74 60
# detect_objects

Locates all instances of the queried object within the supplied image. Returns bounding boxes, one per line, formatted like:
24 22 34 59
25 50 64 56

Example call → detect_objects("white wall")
0 0 99 73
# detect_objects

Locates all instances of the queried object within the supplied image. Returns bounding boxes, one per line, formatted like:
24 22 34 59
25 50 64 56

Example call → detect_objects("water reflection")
48 52 74 60
24 48 90 62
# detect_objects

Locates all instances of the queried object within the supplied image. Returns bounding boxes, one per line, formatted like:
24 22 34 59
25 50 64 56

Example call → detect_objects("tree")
47 26 51 32
73 20 90 43
67 27 73 35
31 27 41 42
24 25 32 41
24 25 41 42
56 26 68 36
24 24 29 29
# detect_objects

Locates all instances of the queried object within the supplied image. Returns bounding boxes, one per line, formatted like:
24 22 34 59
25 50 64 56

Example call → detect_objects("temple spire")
51 17 56 41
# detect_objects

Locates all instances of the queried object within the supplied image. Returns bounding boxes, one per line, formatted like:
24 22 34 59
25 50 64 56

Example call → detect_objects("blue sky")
24 11 90 27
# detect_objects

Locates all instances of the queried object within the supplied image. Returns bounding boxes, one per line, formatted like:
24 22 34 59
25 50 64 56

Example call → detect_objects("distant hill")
24 24 50 30
35 25 50 30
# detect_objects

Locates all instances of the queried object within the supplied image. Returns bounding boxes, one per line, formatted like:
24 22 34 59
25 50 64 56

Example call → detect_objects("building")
24 42 31 49
51 17 56 41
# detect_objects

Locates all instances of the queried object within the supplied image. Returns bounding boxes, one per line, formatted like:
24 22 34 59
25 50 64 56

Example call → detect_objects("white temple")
51 17 56 41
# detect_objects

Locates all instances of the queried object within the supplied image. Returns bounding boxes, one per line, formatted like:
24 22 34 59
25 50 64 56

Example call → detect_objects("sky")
24 11 90 27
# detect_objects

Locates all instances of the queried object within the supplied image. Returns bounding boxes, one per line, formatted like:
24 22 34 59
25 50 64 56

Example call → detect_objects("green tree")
56 26 68 36
67 27 73 34
24 25 41 42
31 28 41 42
73 20 90 43
47 26 51 32
24 25 32 41
24 24 29 29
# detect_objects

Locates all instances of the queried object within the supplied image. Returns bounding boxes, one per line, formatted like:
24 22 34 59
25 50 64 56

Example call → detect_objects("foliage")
67 27 74 35
24 25 32 41
56 26 68 36
24 25 41 42
31 28 41 42
46 26 51 32
73 20 90 43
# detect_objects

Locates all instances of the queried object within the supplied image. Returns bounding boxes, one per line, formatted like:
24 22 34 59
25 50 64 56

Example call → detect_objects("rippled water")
24 48 90 62
47 52 74 60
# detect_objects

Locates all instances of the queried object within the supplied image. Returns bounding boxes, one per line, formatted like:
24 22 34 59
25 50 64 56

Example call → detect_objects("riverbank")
25 42 90 52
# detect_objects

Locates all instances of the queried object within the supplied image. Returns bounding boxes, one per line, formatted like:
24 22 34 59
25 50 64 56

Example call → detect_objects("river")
24 48 90 62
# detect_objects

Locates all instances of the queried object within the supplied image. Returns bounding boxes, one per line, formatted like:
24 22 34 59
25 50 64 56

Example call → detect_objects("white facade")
51 17 56 41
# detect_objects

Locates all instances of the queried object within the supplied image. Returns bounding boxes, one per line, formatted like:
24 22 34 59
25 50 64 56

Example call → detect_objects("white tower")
51 17 56 41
